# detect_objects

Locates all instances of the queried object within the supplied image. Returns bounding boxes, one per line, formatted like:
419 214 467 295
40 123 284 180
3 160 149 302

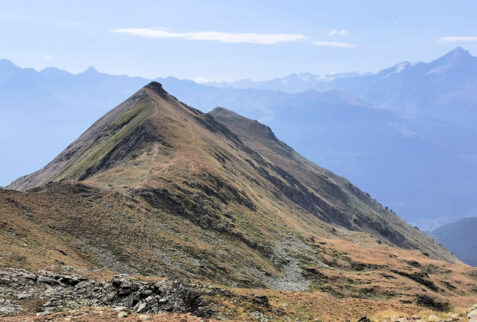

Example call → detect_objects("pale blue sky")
1 0 477 81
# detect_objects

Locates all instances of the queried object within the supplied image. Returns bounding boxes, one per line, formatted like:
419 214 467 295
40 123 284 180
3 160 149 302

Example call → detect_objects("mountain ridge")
208 106 455 257
8 82 456 263
3 82 477 319
211 47 477 131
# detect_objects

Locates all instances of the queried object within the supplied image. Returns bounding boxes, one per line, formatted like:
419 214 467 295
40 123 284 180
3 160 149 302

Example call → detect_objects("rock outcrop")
0 268 211 317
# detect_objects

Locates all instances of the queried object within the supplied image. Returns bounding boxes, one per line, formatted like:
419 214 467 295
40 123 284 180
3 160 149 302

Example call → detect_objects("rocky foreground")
0 268 211 318
373 304 477 322
1 268 476 321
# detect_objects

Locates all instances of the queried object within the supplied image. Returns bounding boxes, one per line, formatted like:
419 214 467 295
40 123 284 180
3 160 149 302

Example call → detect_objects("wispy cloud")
329 29 348 37
313 41 355 48
44 54 52 60
440 36 477 42
112 28 306 44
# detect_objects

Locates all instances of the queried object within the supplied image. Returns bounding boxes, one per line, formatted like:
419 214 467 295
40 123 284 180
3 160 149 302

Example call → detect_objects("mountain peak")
426 47 475 75
451 46 470 56
81 66 98 74
145 81 166 94
209 107 278 142
0 58 16 67
434 47 473 64
443 46 472 61
210 106 229 114
0 59 20 73
8 83 232 190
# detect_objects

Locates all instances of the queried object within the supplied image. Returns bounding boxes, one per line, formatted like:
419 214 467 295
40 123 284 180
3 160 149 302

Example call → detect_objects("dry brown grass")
4 307 215 321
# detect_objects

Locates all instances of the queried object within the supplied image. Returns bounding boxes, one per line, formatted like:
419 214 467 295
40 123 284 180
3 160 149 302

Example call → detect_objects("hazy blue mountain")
212 47 477 131
434 217 477 266
332 47 477 129
208 71 361 93
0 60 149 185
2 58 477 230
257 99 477 231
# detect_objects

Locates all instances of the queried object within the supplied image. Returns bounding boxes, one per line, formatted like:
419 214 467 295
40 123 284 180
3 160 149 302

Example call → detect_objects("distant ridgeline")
434 217 477 266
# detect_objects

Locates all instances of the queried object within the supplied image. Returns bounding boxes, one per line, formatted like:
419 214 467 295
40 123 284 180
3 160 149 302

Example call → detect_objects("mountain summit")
10 81 202 190
438 46 472 62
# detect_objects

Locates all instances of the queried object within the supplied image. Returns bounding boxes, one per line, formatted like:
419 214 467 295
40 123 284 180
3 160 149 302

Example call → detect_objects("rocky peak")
145 81 166 94
209 107 278 142
430 47 474 69
449 46 471 58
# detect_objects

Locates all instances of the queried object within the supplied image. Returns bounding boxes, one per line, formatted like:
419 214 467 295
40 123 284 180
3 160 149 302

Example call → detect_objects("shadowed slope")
434 217 477 266
209 107 456 262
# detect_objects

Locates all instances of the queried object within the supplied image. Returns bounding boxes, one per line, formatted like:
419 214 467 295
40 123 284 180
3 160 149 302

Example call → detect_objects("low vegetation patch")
416 294 451 311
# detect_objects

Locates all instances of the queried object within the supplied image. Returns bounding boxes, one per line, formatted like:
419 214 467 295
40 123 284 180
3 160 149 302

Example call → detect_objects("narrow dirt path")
134 102 160 189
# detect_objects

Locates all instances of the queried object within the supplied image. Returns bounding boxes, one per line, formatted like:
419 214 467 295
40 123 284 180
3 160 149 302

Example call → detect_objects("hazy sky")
1 0 477 81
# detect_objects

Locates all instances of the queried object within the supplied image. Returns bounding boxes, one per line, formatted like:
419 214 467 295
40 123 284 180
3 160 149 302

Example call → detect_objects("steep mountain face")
208 107 458 255
9 82 455 263
158 78 477 229
239 92 477 231
434 218 477 266
3 82 477 319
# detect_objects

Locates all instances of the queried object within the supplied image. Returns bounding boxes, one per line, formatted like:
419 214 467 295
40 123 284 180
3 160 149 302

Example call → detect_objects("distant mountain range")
434 217 477 266
0 59 149 186
207 71 362 93
2 48 477 231
210 47 477 131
